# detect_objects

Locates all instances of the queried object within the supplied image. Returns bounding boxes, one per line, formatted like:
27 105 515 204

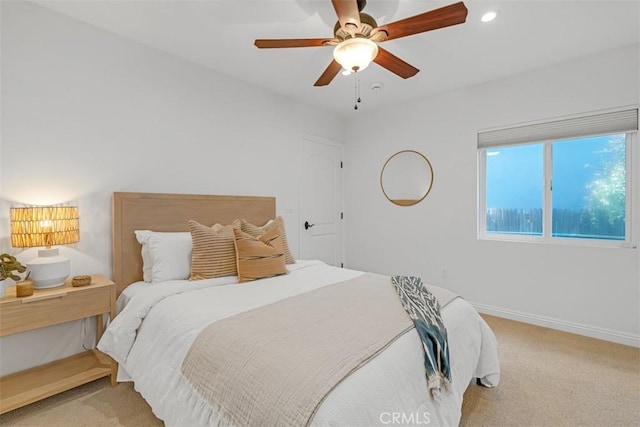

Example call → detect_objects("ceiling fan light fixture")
333 38 379 73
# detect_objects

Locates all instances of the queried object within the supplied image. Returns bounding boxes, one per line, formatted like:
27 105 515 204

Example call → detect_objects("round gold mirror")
380 150 433 206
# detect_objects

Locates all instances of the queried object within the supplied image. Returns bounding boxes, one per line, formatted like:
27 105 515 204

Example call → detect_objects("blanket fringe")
428 373 452 401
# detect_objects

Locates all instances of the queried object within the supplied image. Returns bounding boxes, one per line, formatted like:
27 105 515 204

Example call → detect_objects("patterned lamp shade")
10 206 80 248
9 206 79 289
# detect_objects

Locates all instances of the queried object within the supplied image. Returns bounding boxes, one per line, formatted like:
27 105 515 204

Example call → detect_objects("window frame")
477 110 637 249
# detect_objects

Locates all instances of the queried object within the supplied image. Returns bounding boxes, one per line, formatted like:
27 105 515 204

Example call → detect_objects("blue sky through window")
486 144 542 210
553 135 625 210
486 135 625 211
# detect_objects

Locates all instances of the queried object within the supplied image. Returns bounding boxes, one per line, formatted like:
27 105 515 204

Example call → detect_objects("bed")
98 192 500 426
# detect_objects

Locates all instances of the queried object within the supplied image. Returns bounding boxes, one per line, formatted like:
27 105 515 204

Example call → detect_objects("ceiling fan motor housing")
333 12 379 40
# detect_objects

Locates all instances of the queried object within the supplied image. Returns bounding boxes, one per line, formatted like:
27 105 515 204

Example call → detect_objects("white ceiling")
32 0 640 116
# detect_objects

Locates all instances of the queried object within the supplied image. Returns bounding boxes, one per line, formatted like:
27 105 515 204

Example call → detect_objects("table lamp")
10 206 79 289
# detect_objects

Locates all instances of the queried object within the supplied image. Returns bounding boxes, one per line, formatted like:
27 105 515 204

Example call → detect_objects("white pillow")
138 236 152 282
135 230 192 283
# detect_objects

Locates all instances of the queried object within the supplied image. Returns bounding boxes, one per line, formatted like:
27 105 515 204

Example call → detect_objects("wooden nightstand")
0 274 116 414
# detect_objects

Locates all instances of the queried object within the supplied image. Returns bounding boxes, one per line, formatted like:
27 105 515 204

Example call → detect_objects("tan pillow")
236 216 295 264
234 227 287 283
189 220 239 280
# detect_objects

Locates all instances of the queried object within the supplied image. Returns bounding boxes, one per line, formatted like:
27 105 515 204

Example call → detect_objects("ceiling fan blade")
254 38 333 48
373 47 419 79
375 2 468 42
331 0 361 30
314 60 343 86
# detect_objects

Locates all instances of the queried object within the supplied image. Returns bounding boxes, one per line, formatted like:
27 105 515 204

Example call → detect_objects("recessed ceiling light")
481 11 498 23
341 69 352 76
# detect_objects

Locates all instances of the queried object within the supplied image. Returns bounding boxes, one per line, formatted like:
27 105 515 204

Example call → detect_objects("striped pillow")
189 220 239 280
234 227 287 283
236 216 295 264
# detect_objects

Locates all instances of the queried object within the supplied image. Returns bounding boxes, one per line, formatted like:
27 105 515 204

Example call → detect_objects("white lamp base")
26 248 70 289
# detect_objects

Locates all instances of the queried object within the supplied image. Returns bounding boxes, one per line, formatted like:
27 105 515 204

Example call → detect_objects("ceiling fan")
255 0 468 87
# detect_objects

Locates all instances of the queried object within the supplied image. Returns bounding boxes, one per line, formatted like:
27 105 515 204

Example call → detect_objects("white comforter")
98 260 500 426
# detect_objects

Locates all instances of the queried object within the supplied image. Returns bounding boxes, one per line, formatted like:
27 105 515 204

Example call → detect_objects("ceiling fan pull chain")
354 72 362 110
353 71 360 110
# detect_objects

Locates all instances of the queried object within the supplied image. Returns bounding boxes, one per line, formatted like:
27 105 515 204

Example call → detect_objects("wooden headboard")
112 192 275 295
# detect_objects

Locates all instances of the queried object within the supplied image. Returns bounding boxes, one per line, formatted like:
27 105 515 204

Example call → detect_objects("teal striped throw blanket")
392 275 452 397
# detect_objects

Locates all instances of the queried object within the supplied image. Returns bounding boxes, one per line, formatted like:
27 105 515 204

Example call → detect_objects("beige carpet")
1 315 638 426
461 315 640 427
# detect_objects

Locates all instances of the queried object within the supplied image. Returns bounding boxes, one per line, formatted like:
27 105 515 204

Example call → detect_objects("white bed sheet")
98 260 499 426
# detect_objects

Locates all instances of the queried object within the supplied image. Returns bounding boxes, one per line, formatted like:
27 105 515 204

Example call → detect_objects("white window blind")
478 107 638 148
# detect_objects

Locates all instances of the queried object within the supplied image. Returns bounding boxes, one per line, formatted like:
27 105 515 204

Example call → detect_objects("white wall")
0 1 344 374
344 44 640 345
1 1 344 265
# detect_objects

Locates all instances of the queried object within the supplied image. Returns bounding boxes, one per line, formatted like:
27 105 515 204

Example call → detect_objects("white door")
299 136 343 266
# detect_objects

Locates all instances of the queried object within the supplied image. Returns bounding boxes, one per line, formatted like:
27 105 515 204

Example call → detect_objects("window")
478 108 638 246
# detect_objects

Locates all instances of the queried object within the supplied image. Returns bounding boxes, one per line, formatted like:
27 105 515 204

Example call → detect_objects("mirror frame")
380 150 434 206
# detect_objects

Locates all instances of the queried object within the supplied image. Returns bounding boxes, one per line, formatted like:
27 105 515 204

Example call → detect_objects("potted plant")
0 253 27 297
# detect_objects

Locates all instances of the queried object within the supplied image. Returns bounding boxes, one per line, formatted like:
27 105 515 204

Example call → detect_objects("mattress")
98 260 500 426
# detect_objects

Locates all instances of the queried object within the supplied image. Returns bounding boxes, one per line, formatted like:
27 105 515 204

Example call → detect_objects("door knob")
304 221 315 230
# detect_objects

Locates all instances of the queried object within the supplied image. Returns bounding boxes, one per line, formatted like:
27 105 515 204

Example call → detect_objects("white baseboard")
471 302 640 348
